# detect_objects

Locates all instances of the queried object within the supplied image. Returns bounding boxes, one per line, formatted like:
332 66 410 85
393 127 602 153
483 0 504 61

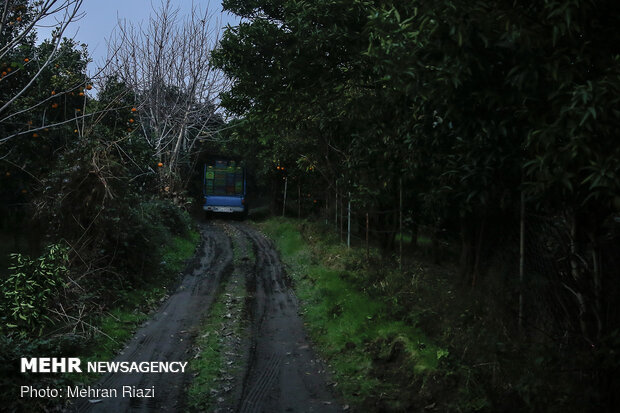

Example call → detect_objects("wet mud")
72 221 338 413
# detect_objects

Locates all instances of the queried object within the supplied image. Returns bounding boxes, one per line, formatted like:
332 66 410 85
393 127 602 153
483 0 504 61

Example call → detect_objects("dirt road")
72 221 339 412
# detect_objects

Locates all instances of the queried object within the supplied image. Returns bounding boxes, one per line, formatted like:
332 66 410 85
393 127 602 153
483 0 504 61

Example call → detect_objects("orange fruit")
32 133 39 137
23 58 28 62
5 172 10 177
131 107 137 112
21 189 27 194
1 71 6 76
75 108 81 112
157 162 163 167
6 68 10 72
86 84 92 90
16 17 21 22
129 118 134 123
74 129 78 133
51 90 56 95
79 92 84 96
51 103 58 109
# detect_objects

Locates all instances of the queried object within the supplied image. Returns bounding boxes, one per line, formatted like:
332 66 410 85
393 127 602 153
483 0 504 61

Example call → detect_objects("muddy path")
73 222 233 412
71 221 339 413
233 223 339 413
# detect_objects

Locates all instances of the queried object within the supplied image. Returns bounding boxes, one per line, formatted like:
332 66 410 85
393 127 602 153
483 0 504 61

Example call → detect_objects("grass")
257 217 450 410
161 231 200 274
187 226 250 411
186 278 247 411
394 231 432 248
187 292 228 410
256 216 615 412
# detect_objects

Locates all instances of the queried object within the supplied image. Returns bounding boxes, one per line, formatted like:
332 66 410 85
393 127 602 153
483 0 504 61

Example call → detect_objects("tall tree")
107 0 227 189
215 0 620 347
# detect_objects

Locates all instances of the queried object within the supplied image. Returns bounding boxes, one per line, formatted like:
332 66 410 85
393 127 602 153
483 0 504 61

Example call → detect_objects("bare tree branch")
106 0 229 187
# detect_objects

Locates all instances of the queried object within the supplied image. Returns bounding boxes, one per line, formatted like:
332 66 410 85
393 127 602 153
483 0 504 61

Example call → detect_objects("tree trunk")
459 217 475 285
410 221 419 252
519 191 525 331
471 215 486 288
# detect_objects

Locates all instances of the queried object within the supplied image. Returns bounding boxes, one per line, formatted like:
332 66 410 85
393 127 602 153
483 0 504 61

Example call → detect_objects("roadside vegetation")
259 216 615 412
0 1 216 411
0 204 200 411
260 218 454 411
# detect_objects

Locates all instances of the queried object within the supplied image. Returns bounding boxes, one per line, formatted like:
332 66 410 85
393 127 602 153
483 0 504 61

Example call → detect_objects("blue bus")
203 159 248 218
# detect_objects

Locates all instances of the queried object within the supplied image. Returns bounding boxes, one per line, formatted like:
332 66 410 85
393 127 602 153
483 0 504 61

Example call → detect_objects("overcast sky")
38 0 239 73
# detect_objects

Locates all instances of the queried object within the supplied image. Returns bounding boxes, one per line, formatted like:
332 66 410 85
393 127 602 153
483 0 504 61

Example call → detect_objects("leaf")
588 107 596 120
561 175 574 192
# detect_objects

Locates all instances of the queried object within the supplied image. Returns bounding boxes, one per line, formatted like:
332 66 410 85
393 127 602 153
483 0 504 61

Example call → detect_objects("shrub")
0 244 69 337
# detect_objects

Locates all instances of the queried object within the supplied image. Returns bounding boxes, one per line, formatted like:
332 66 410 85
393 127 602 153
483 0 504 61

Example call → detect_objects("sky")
38 0 239 74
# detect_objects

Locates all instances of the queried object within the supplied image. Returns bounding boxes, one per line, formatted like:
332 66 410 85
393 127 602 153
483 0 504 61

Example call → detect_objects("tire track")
233 223 340 413
239 353 283 413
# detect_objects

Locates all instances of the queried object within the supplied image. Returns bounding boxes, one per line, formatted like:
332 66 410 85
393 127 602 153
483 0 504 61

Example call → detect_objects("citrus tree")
0 0 85 140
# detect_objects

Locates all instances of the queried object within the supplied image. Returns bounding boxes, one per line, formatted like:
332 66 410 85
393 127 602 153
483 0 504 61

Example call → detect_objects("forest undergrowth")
259 216 615 412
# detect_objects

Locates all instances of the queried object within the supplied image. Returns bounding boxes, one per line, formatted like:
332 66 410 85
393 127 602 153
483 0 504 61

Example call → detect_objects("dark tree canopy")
214 1 620 409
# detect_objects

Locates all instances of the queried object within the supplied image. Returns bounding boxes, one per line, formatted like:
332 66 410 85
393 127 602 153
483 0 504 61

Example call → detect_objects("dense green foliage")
1 244 68 336
214 1 620 411
214 0 620 254
1 1 203 410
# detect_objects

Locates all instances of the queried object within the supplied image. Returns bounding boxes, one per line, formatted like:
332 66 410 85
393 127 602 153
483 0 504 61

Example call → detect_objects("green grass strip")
187 226 249 411
258 217 448 410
